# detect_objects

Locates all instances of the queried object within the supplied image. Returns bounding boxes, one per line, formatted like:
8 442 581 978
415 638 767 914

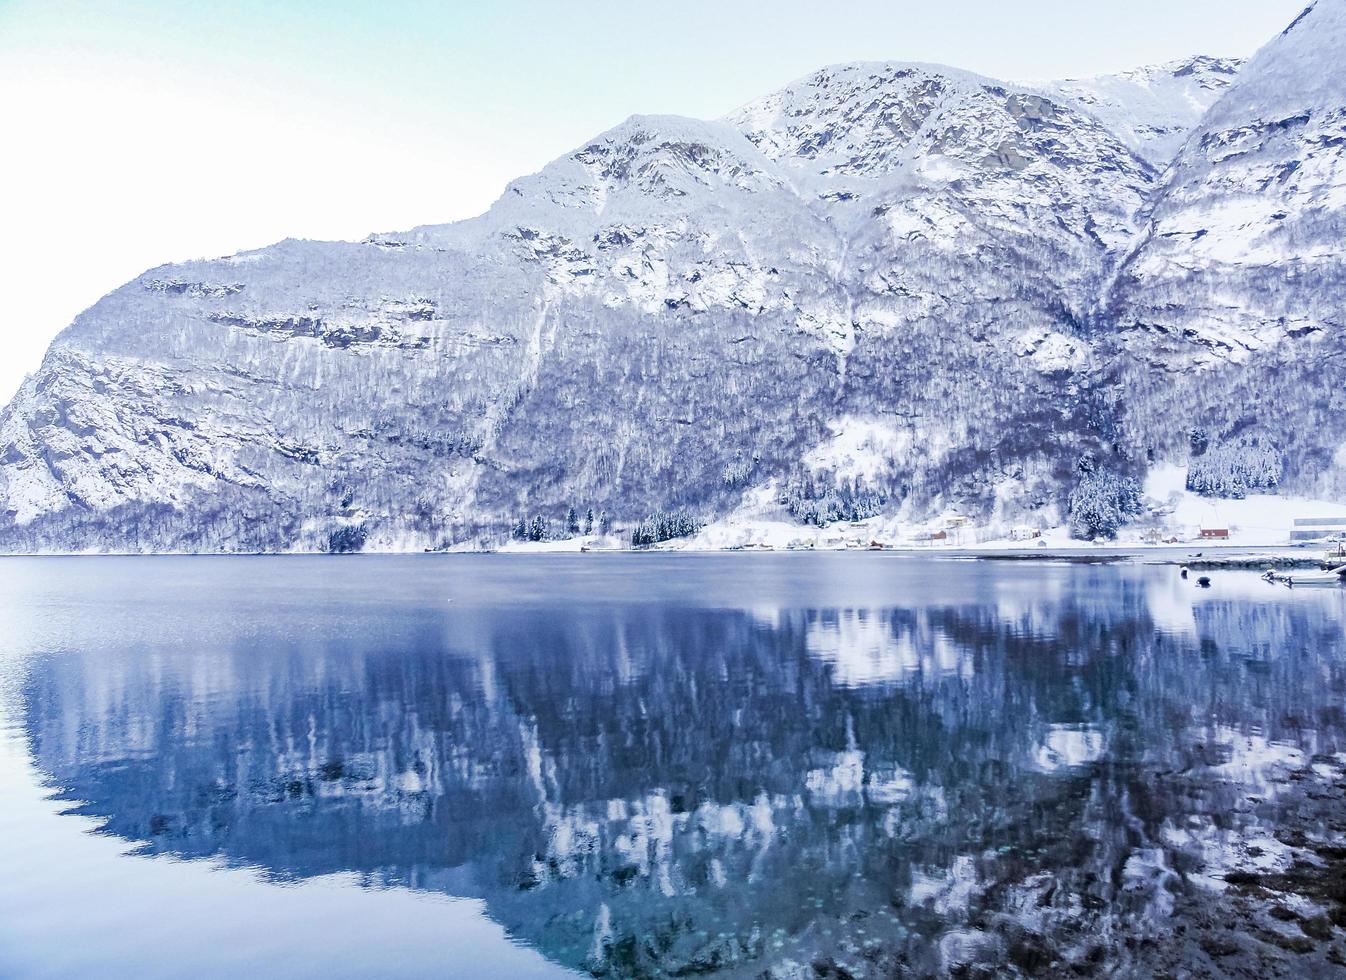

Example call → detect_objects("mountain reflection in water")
8 555 1346 977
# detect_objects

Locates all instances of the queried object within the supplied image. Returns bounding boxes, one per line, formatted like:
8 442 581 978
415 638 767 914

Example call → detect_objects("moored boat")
1286 565 1346 587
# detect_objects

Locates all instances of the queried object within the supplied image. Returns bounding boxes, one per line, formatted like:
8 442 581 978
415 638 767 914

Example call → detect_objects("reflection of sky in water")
0 555 1344 978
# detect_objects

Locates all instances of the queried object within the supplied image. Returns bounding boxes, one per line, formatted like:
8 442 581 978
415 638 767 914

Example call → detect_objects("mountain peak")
724 60 1010 154
723 59 1153 185
1204 0 1346 128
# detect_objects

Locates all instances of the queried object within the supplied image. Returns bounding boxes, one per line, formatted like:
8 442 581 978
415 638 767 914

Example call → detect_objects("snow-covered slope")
0 8 1341 552
1043 56 1242 168
1110 2 1346 364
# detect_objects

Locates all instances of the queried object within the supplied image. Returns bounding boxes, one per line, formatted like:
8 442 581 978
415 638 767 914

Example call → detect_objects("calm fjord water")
1 555 1344 978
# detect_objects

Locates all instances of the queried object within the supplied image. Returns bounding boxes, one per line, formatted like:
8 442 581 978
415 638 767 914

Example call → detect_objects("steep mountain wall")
1 5 1340 551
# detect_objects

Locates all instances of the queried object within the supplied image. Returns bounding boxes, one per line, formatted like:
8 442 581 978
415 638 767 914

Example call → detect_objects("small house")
930 530 948 543
1200 528 1230 540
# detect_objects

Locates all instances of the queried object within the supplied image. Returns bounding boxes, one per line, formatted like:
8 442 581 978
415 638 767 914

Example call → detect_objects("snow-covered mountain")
1108 0 1346 502
1 4 1342 552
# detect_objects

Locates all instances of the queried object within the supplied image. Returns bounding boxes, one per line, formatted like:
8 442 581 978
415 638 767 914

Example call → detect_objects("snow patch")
803 417 909 483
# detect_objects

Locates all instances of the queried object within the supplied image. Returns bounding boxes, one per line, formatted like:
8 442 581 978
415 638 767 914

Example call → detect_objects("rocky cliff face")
0 4 1341 552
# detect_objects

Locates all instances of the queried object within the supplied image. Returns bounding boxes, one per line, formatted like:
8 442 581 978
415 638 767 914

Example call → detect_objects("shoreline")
0 545 1337 567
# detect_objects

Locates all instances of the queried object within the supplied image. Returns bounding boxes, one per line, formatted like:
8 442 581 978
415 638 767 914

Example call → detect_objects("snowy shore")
495 466 1345 560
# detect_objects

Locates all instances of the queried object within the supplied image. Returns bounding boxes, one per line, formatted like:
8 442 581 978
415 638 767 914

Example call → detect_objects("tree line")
512 506 611 542
1186 429 1282 498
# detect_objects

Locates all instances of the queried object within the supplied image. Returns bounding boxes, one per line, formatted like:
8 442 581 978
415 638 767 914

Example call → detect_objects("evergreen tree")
584 508 594 535
566 506 580 535
720 452 755 488
1189 427 1209 458
598 511 611 535
1186 435 1282 498
327 524 368 553
630 511 701 547
778 467 885 527
1068 470 1143 540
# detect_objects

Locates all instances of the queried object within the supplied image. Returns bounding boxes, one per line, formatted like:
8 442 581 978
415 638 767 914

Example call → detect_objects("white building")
1291 518 1346 543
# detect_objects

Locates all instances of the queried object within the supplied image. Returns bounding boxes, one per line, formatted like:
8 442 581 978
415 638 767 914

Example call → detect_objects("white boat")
1286 565 1346 587
1263 567 1296 583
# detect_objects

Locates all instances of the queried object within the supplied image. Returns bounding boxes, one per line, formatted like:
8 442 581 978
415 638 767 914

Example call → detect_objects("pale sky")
0 0 1306 403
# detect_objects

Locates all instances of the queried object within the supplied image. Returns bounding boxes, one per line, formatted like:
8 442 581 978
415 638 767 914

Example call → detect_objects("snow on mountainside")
1043 56 1243 168
400 114 837 335
1111 1 1346 363
0 7 1342 552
